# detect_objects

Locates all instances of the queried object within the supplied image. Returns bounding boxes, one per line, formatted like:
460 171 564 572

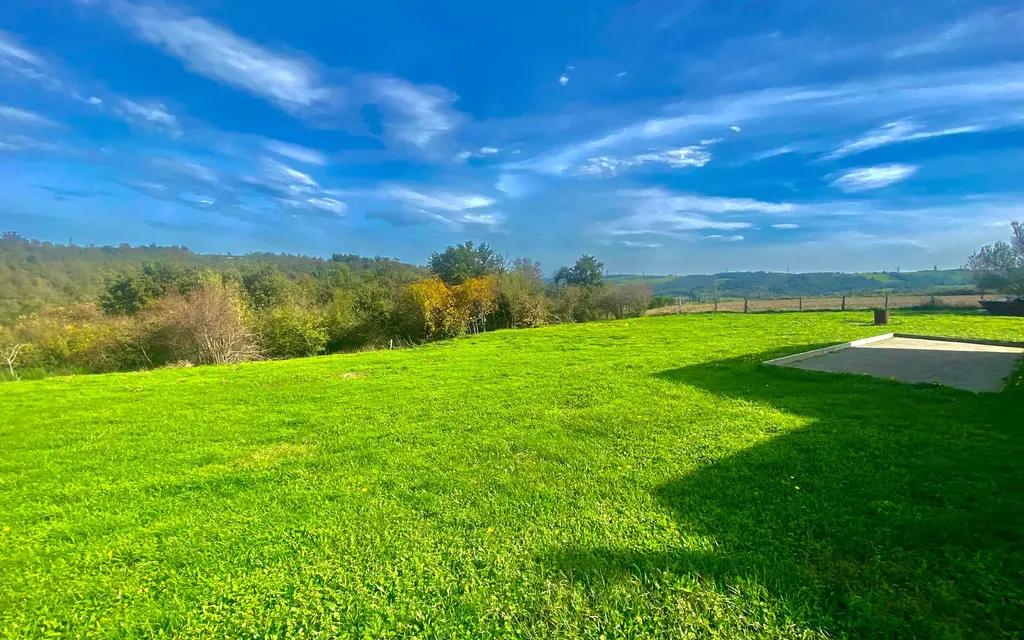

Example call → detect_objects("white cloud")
495 172 532 198
118 99 177 130
559 74 569 86
771 223 799 230
889 9 1024 59
634 146 712 168
377 185 502 228
0 134 62 153
729 125 741 132
87 96 103 106
703 234 744 242
699 137 724 145
574 146 712 177
0 30 45 75
0 30 62 92
303 197 346 214
263 139 328 165
258 157 317 188
515 65 1024 176
112 1 335 114
752 146 794 161
455 146 501 162
150 156 218 184
620 240 662 248
616 71 627 78
831 163 918 192
0 105 57 127
602 188 787 238
825 120 981 160
365 75 459 148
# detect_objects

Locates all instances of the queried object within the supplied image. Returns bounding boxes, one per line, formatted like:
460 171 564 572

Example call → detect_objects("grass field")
2 311 1023 638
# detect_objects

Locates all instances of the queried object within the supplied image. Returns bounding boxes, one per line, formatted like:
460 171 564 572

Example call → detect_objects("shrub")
143 282 260 365
454 275 499 333
400 277 465 341
495 259 545 329
7 305 149 374
260 305 329 359
598 284 653 319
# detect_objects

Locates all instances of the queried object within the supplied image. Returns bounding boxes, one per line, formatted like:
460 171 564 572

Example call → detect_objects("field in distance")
2 311 1023 638
648 293 984 315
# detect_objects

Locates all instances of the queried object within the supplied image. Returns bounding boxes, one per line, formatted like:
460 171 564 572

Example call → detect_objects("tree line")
0 235 653 380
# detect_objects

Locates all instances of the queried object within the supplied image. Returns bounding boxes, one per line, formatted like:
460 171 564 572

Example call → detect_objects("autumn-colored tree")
454 275 499 333
403 277 464 340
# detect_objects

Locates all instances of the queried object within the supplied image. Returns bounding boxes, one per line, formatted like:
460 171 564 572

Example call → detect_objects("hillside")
2 312 1022 638
606 269 976 299
0 232 426 322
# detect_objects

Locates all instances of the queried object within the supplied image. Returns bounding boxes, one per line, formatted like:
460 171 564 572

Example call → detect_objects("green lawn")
2 312 1023 638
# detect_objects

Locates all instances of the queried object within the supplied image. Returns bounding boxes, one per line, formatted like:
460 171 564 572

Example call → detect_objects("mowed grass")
2 312 1023 639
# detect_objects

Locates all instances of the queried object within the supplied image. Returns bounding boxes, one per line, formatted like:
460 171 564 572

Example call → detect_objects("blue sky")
1 0 1023 274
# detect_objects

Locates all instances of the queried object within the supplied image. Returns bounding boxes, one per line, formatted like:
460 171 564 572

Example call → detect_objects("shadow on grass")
551 349 1024 637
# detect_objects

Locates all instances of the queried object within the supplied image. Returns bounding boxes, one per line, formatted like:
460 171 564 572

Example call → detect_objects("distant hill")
605 269 977 300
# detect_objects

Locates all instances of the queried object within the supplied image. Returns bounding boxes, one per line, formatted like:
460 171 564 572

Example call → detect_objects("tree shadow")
550 349 1024 636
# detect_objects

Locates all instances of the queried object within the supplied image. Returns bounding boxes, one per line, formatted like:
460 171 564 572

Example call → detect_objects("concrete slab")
769 336 1023 393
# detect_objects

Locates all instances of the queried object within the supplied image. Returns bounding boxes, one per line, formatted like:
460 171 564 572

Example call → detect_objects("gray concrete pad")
775 336 1023 392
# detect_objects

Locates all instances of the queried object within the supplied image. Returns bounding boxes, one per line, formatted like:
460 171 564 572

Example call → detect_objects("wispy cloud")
517 64 1024 176
0 30 68 93
455 146 501 162
263 139 328 165
373 185 502 229
831 164 918 192
575 145 712 177
365 76 459 149
0 30 49 81
602 188 787 238
0 105 57 127
620 240 662 248
771 223 799 230
246 157 318 198
495 173 532 198
752 145 795 161
825 120 981 160
889 8 1024 59
117 99 178 131
111 1 336 114
702 234 744 242
0 134 62 153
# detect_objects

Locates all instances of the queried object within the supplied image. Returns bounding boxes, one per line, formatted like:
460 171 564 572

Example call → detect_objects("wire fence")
647 293 986 316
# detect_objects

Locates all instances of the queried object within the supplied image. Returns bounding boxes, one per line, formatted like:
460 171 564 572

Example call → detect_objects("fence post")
841 295 846 311
884 293 889 309
799 297 802 311
744 298 748 313
714 300 718 312
931 294 936 307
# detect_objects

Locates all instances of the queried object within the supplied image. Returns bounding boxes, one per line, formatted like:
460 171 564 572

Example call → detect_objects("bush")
598 284 653 319
143 282 260 365
547 285 602 323
7 305 149 374
260 305 329 359
400 278 466 341
495 260 545 329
